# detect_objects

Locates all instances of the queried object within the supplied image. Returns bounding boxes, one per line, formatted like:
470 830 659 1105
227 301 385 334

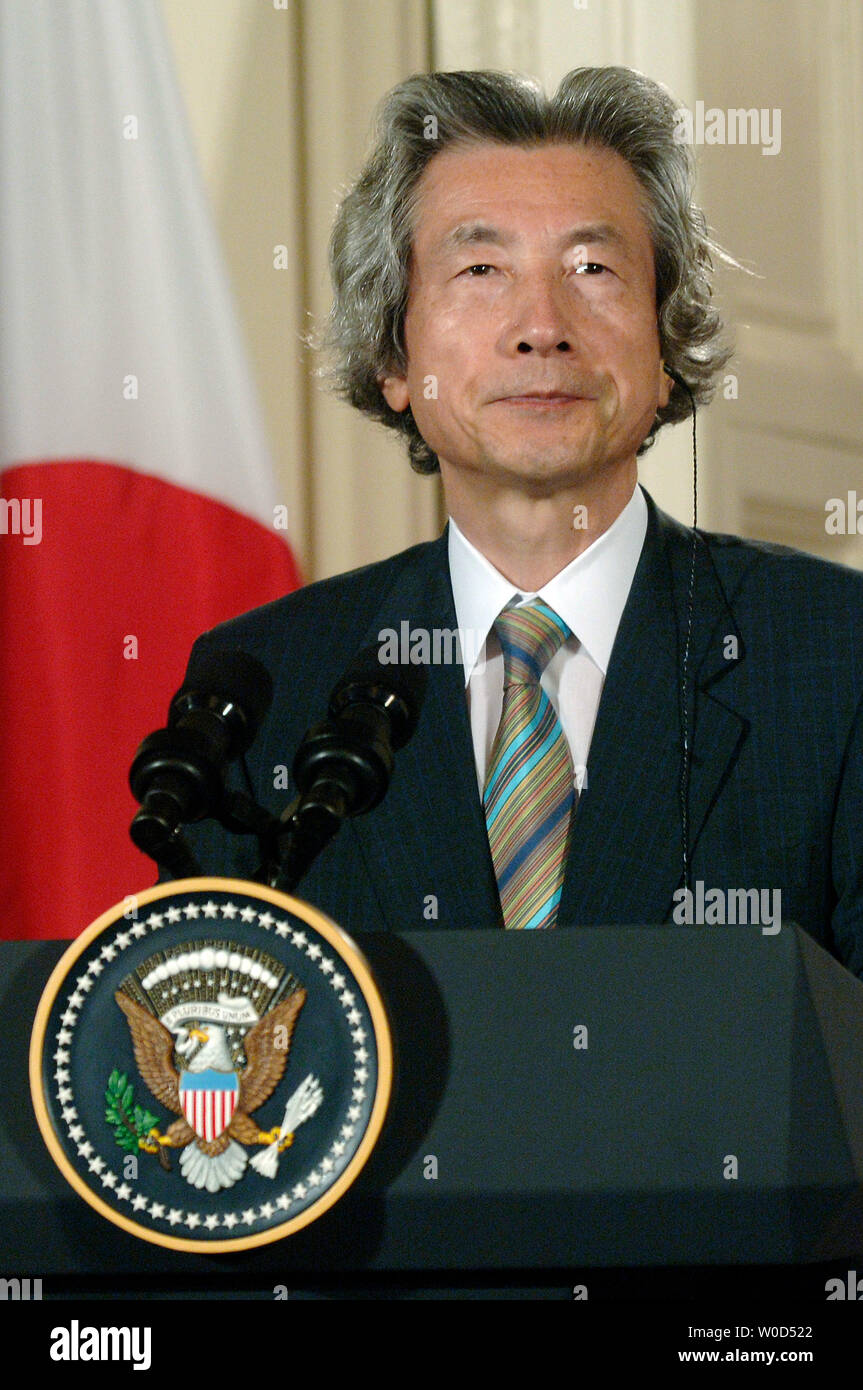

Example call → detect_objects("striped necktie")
483 599 575 930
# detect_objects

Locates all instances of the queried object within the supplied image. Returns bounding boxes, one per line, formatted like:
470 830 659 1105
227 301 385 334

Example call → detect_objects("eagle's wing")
114 991 182 1115
238 989 307 1114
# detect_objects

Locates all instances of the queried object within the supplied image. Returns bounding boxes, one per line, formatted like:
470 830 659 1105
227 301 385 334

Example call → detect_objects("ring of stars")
48 892 379 1238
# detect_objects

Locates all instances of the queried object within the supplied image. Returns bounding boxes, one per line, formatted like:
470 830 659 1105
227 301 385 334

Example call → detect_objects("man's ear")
658 359 672 409
379 370 410 413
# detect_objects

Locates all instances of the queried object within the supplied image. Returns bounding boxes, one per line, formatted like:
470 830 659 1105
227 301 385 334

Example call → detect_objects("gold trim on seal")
29 877 393 1254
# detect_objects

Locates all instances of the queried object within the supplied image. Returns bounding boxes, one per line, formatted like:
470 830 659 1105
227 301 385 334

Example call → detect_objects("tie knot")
494 599 570 685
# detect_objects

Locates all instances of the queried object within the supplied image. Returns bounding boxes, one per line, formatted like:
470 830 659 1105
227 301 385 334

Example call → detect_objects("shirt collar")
448 483 648 684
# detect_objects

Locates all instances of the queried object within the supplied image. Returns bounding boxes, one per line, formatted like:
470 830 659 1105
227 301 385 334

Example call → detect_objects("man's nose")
505 275 578 355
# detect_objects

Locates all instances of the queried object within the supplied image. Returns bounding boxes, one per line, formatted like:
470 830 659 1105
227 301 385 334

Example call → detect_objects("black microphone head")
170 647 274 755
329 642 428 749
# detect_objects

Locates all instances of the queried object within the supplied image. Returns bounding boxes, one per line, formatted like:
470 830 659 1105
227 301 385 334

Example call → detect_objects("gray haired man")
180 68 863 976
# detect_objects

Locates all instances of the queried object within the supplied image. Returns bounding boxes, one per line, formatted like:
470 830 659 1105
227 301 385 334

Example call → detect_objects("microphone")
265 644 428 892
129 648 274 866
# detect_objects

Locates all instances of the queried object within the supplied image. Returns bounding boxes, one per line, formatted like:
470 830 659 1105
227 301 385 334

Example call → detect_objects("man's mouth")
495 391 593 405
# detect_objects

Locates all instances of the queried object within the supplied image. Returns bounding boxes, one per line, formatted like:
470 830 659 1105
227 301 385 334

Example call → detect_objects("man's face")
380 141 671 497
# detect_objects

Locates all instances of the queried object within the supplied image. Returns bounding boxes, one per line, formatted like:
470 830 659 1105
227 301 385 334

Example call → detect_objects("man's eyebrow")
441 222 510 250
439 221 633 255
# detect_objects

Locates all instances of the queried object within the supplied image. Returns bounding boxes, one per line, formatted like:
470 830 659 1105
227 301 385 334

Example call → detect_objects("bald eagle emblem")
109 942 323 1193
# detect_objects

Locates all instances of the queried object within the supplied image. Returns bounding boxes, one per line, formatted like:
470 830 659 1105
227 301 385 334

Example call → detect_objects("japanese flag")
0 0 301 938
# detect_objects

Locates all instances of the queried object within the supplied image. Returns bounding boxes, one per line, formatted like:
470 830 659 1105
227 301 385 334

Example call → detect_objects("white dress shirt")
447 483 648 796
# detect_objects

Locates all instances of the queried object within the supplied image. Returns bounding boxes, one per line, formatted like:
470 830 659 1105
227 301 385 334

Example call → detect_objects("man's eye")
463 263 495 276
573 262 608 275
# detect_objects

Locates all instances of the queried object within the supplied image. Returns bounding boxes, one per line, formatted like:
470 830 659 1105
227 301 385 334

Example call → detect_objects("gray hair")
322 66 737 473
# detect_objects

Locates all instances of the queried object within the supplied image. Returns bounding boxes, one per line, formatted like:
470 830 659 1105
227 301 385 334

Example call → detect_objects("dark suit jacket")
176 490 863 980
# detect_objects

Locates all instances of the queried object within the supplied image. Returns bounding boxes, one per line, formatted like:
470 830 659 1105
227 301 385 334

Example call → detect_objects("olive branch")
104 1068 166 1166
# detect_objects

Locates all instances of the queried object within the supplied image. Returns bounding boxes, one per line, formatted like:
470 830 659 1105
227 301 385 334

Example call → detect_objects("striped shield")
179 1068 240 1142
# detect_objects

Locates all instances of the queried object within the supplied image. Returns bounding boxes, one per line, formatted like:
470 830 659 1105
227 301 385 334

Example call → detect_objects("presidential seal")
30 879 392 1252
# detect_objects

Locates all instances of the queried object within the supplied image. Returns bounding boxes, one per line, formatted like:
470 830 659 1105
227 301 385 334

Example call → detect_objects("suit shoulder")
690 527 863 662
190 534 445 654
654 498 863 593
653 499 863 641
702 526 863 598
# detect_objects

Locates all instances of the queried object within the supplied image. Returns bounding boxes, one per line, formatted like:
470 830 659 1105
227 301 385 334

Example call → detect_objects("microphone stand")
255 703 397 893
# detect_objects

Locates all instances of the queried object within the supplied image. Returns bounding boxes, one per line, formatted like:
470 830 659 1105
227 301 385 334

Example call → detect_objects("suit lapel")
348 532 501 931
557 493 749 926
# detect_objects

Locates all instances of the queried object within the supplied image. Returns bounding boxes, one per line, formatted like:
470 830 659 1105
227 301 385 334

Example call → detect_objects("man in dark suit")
176 67 863 980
